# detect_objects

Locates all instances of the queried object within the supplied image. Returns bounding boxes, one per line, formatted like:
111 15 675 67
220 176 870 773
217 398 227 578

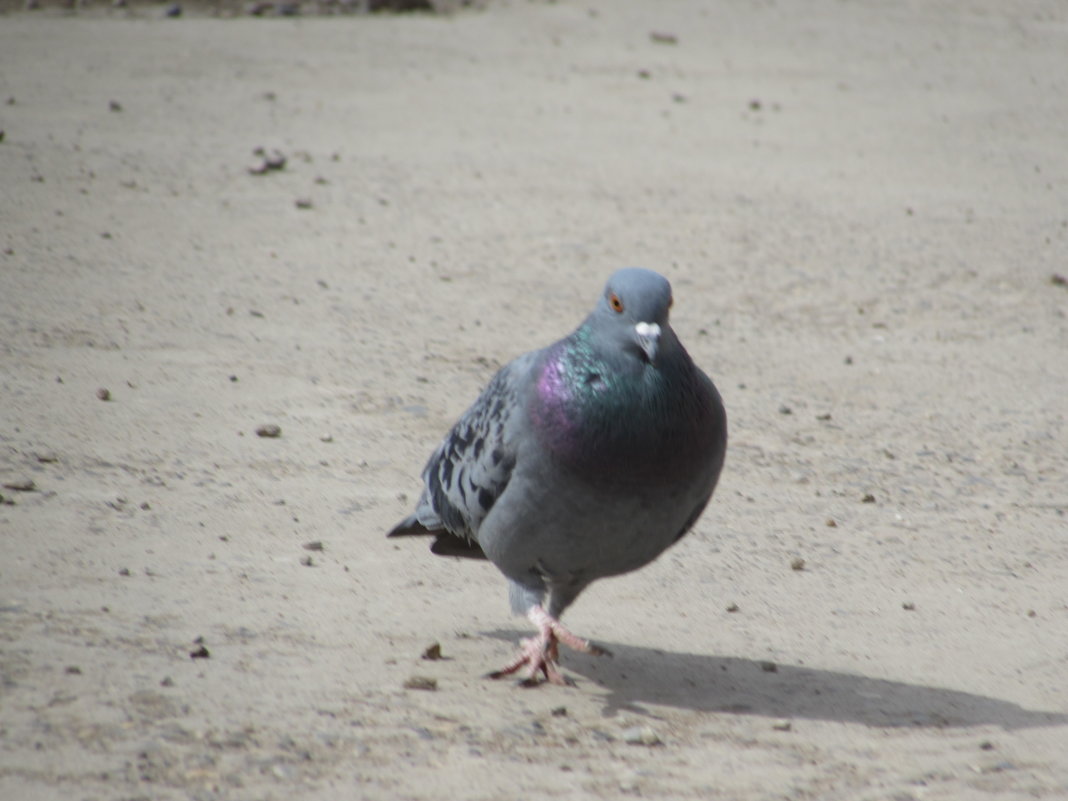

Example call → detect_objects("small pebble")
299 555 314 567
255 423 282 438
759 661 778 673
790 557 806 571
725 602 739 613
978 761 1016 774
263 149 286 169
772 720 792 731
160 676 175 687
108 100 123 112
64 665 82 675
189 645 210 659
902 601 916 611
271 764 293 779
551 706 568 717
248 148 286 175
422 642 443 660
861 493 876 503
302 540 324 551
3 479 36 492
403 676 437 691
825 518 837 527
96 387 111 401
117 567 131 577
621 725 662 746
294 197 314 210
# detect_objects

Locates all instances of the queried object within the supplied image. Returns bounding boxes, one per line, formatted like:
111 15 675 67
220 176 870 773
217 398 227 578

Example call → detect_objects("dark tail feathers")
387 515 487 560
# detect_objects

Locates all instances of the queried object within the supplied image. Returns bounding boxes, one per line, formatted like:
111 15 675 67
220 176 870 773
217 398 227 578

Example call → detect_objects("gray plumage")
389 268 727 683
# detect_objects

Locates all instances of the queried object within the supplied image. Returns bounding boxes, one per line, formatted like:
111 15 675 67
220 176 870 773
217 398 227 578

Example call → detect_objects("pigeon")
389 268 727 685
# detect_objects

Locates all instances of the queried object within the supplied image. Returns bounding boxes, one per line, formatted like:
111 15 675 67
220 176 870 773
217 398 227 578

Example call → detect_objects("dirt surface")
1 1 1066 799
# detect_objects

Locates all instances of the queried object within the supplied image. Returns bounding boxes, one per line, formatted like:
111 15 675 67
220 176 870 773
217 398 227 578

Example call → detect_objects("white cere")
634 322 661 338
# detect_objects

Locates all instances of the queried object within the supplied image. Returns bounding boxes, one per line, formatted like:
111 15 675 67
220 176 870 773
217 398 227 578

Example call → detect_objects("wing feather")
387 355 529 556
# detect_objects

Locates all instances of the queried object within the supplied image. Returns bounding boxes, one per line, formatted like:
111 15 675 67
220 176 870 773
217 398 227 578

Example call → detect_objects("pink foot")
488 605 610 686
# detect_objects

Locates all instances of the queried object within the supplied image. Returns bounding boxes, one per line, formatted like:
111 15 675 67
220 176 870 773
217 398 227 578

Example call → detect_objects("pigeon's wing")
387 354 530 558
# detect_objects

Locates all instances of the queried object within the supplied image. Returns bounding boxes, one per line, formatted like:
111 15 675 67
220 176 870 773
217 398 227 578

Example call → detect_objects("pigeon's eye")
608 292 624 314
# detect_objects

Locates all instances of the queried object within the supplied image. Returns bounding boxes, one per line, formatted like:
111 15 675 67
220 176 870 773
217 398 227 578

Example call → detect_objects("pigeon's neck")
530 326 698 478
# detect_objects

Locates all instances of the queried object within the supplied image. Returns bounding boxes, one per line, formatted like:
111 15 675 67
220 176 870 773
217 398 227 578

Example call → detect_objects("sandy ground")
2 1 1067 798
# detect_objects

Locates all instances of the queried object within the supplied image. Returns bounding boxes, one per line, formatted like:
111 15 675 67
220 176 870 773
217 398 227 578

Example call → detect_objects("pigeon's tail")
387 514 488 560
386 513 433 538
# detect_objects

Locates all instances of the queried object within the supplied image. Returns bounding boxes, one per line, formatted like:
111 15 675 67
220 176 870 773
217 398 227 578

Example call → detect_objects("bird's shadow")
485 630 1066 730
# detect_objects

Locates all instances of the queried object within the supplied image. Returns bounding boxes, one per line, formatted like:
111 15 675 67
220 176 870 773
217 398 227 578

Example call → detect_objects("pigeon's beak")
634 321 661 366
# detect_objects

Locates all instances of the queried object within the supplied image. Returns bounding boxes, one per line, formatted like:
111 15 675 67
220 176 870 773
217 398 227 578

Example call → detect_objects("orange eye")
609 292 624 313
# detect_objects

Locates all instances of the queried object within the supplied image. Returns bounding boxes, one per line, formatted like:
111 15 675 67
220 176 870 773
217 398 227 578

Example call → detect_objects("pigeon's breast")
528 345 715 486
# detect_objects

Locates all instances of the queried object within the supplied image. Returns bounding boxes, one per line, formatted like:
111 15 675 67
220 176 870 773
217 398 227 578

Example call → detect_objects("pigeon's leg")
529 604 611 658
488 604 610 686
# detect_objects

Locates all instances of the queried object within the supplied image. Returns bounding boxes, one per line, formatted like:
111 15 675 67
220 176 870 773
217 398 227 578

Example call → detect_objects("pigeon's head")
593 268 675 367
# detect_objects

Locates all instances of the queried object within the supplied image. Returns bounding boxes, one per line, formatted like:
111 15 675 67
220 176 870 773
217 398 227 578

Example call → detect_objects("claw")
487 605 609 686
